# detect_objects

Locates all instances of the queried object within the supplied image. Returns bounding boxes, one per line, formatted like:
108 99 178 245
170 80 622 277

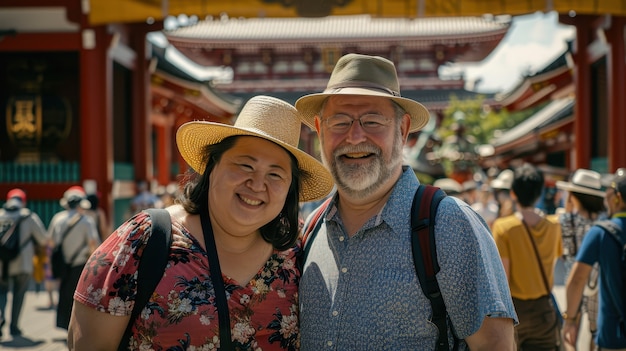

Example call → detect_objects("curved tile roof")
166 14 511 45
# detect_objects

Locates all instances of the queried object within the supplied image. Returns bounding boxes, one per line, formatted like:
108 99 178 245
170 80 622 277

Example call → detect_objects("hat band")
325 81 401 97
574 183 602 192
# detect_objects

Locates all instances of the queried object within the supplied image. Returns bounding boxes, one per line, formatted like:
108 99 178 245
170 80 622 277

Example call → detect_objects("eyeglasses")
322 113 392 134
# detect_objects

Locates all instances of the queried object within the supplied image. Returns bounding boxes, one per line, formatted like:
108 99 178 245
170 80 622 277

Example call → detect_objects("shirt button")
332 310 339 316
341 267 348 273
339 236 345 242
327 341 333 346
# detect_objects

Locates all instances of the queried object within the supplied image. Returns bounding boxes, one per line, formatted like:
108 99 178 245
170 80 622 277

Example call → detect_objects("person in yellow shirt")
492 163 563 350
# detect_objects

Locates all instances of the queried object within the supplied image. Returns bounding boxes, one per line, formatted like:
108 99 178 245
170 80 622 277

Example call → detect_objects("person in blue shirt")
563 168 626 350
295 53 517 351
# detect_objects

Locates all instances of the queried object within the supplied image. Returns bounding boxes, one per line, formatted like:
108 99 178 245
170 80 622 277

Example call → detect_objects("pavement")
0 259 592 351
0 287 67 351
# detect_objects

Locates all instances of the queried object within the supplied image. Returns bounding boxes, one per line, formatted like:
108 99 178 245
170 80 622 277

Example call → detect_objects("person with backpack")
47 186 100 332
563 168 626 350
295 53 517 350
556 168 607 350
68 96 334 350
492 164 564 350
0 188 48 338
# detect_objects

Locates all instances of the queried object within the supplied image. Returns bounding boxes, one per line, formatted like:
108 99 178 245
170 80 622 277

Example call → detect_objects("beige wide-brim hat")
295 53 431 133
556 169 605 198
491 169 514 190
176 95 334 202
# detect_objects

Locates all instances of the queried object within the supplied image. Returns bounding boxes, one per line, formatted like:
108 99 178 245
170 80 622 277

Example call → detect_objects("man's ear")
401 113 411 141
314 116 321 135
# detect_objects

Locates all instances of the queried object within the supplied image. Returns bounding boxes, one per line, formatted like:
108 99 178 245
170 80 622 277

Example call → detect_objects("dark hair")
87 193 99 210
511 163 544 207
179 135 302 250
570 192 605 214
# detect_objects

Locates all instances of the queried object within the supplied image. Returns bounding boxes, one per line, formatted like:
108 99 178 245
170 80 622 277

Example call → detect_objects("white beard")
321 129 404 200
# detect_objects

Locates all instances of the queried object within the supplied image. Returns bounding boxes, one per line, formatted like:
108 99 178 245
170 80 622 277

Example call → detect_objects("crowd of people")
0 52 624 351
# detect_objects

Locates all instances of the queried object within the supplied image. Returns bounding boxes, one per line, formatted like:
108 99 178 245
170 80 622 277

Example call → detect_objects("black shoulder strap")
299 197 332 270
411 184 457 351
118 208 172 351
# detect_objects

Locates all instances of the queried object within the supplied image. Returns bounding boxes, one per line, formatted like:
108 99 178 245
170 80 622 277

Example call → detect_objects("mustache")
333 143 380 157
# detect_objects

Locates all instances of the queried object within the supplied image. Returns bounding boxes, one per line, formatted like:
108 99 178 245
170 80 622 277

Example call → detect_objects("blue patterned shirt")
300 167 517 350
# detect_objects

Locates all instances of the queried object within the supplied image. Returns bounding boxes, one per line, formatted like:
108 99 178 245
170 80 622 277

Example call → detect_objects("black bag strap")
118 209 172 351
59 213 83 244
59 214 84 265
410 184 456 351
200 208 234 350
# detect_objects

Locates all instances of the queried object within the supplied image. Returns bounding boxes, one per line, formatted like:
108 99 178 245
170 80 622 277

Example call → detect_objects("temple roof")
225 86 494 113
167 15 510 42
166 14 510 64
492 96 574 153
495 47 574 111
151 44 242 120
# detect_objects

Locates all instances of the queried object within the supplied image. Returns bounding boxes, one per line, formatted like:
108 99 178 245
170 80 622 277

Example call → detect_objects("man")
563 168 626 350
492 164 563 350
295 53 517 350
48 186 99 331
0 189 48 338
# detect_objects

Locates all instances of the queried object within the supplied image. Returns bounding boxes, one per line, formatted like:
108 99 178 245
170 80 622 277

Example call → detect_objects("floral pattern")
74 211 300 350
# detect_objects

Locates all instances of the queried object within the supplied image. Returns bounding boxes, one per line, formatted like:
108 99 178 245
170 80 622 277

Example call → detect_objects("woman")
67 96 334 350
556 169 606 350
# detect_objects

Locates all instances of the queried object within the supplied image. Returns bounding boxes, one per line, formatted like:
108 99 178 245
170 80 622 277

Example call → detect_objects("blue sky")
440 11 576 93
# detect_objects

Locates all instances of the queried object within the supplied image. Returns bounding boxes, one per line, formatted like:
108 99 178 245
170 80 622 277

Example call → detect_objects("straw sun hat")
176 95 334 202
295 53 431 133
556 169 605 198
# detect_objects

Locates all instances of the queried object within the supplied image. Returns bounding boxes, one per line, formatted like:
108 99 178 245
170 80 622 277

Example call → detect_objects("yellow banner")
88 0 626 25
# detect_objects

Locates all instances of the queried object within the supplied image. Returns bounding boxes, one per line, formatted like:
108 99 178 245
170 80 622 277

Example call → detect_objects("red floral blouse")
74 211 300 350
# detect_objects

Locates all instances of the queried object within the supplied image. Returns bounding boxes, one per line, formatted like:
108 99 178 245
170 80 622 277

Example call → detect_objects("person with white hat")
47 185 99 333
68 96 334 350
564 168 626 351
491 169 516 219
556 169 607 350
296 53 516 350
0 188 48 338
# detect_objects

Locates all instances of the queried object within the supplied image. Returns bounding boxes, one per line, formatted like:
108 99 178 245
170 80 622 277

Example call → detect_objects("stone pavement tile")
1 290 68 351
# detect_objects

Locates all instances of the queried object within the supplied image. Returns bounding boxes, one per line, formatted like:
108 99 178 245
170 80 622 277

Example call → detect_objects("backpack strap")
299 197 332 270
411 184 457 351
118 208 172 351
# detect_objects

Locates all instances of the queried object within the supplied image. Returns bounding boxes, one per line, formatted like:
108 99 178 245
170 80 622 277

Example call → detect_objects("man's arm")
465 316 516 350
563 261 592 346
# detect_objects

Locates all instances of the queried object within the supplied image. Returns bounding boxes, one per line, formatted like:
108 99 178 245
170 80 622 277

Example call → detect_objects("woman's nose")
246 173 267 192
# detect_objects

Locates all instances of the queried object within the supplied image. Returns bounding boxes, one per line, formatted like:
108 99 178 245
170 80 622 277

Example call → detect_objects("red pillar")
573 17 592 169
80 26 114 221
607 16 626 170
131 28 152 183
155 123 172 186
